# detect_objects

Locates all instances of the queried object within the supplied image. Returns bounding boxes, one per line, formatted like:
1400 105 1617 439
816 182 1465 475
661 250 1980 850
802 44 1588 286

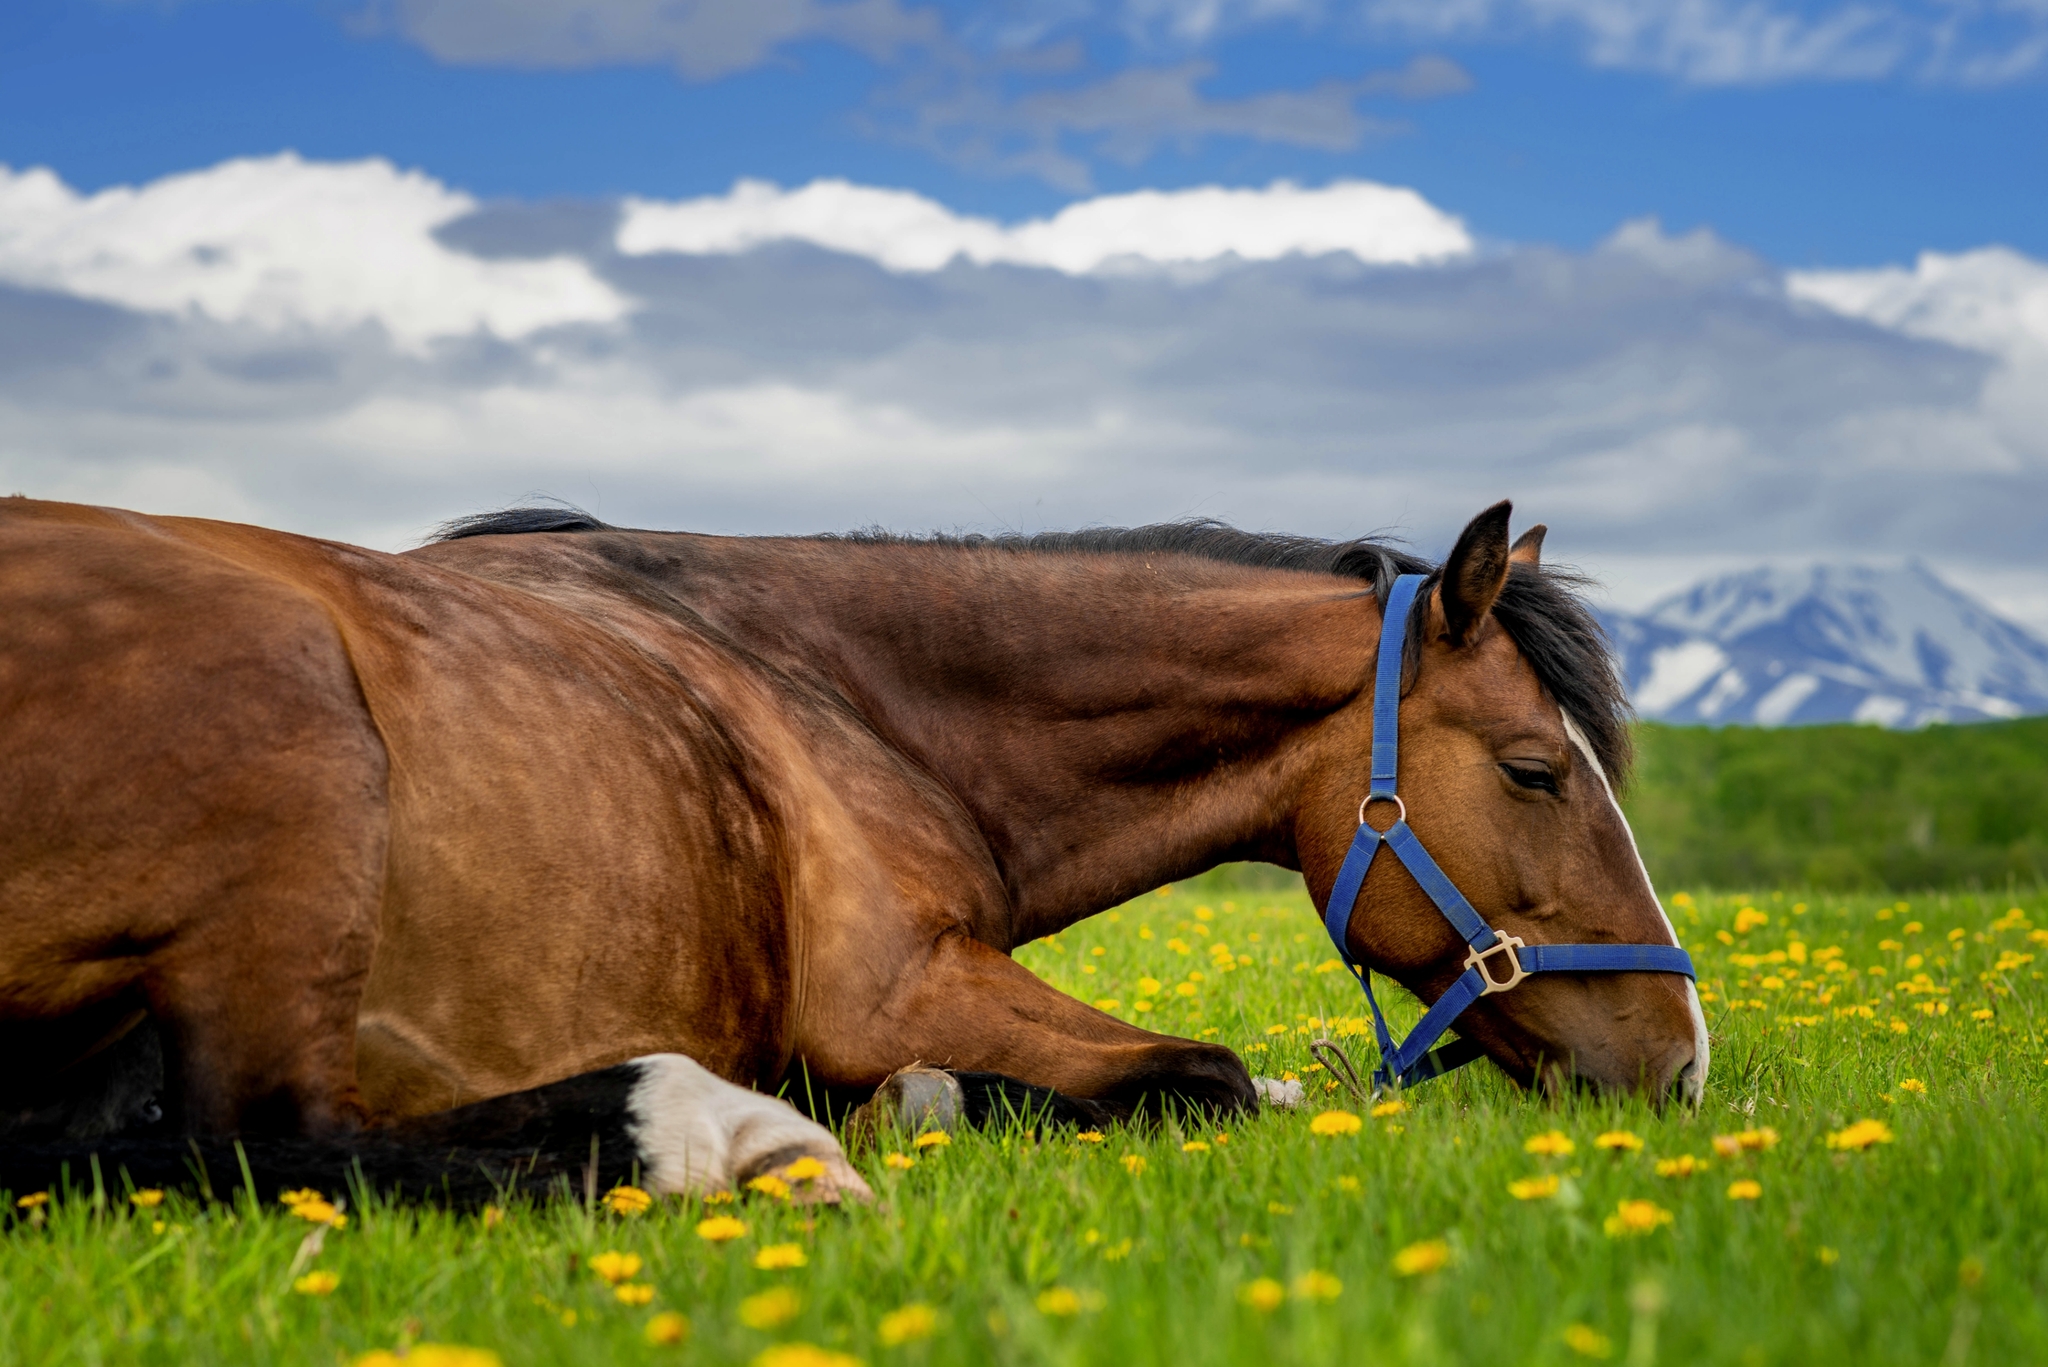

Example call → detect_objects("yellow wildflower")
754 1243 808 1270
287 1197 347 1228
293 1270 340 1296
1594 1131 1643 1152
883 1153 916 1170
1075 1131 1105 1144
877 1303 938 1346
913 1131 951 1150
590 1251 644 1285
1726 1180 1763 1201
1293 1270 1342 1300
280 1188 323 1209
1973 1008 1995 1021
748 1174 792 1201
751 1345 860 1367
1392 1238 1450 1276
696 1215 748 1242
1826 1119 1894 1151
1094 999 1120 1011
1035 1286 1084 1316
128 1189 165 1209
1181 1141 1210 1153
1508 1174 1560 1200
1137 977 1162 996
1524 1130 1575 1157
702 1190 736 1204
1734 907 1769 934
1818 1247 1840 1266
1309 1110 1363 1136
1121 1155 1147 1176
781 1156 827 1183
616 1284 656 1306
1899 1078 1927 1094
1602 1199 1673 1237
15 1192 49 1209
1239 1278 1285 1312
738 1286 802 1329
1563 1323 1613 1358
644 1311 690 1346
1654 1155 1706 1178
604 1185 653 1216
353 1347 501 1367
1336 1176 1362 1193
1370 1100 1408 1118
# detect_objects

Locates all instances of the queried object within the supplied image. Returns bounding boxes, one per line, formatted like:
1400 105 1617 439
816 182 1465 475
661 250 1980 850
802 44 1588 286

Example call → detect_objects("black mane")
433 509 1634 785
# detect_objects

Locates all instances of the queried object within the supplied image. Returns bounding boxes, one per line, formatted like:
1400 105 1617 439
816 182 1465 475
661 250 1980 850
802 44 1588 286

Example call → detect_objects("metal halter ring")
1357 792 1406 828
1464 931 1530 995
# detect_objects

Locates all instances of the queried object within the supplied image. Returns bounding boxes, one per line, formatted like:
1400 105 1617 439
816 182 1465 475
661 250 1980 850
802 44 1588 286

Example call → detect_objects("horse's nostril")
1670 1058 1701 1106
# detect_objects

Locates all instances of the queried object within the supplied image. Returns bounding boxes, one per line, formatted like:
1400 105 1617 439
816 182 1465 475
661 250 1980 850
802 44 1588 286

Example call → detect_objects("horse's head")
1306 501 1707 1104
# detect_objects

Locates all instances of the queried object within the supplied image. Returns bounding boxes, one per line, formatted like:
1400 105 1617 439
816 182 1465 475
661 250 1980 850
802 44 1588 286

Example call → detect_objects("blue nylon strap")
1368 575 1419 798
1315 571 1699 1094
1519 943 1695 978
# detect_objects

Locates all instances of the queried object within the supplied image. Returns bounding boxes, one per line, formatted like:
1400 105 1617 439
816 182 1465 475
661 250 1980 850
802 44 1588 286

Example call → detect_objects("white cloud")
0 154 627 351
1789 246 2048 359
616 176 1474 272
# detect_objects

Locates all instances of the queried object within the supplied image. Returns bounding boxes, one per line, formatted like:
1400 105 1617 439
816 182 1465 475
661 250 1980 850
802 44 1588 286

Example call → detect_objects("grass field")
7 879 2048 1367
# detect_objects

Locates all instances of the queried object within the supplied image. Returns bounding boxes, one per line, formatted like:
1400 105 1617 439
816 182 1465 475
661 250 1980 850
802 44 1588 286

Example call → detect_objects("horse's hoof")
1253 1076 1305 1108
845 1065 963 1151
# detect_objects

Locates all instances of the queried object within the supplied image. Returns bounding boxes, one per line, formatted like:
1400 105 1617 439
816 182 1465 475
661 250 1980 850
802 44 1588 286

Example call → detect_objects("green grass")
1627 717 2048 891
7 880 2048 1366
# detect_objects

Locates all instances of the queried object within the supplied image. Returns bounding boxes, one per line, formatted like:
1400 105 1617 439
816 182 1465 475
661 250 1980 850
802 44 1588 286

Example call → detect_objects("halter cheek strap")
1319 574 1696 1092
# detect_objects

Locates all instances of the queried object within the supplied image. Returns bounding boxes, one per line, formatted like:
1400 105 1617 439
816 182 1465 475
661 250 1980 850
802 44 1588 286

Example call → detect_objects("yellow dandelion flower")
1826 1119 1894 1151
15 1192 49 1209
1973 1008 1995 1021
616 1283 656 1306
1726 1180 1763 1201
1370 1100 1408 1118
128 1189 165 1209
604 1185 653 1216
1309 1110 1363 1136
1392 1238 1450 1276
1524 1130 1575 1157
1899 1078 1927 1094
1035 1286 1084 1316
883 1153 916 1170
877 1303 938 1346
1734 907 1768 933
1594 1131 1643 1152
1336 1176 1362 1193
280 1188 323 1209
1265 1024 1289 1036
702 1189 736 1204
780 1156 827 1183
754 1243 808 1270
644 1311 690 1346
913 1131 951 1150
1181 1141 1210 1153
1239 1278 1285 1312
1075 1131 1105 1144
1817 1247 1840 1266
1563 1323 1612 1358
590 1251 644 1285
696 1215 749 1242
1508 1174 1560 1200
288 1197 347 1228
1094 998 1121 1010
1174 982 1198 997
293 1270 340 1296
1602 1199 1674 1237
738 1286 802 1329
1654 1155 1706 1178
751 1344 859 1367
1293 1270 1342 1300
1121 1155 1147 1176
748 1174 792 1200
354 1346 501 1367
1137 977 1162 996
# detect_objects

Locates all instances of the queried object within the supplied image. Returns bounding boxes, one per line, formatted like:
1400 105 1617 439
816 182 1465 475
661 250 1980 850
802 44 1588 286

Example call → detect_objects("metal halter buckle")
1357 792 1406 828
1464 931 1529 995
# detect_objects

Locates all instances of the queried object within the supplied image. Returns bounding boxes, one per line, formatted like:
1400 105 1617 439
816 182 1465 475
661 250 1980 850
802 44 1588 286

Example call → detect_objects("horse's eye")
1500 762 1559 795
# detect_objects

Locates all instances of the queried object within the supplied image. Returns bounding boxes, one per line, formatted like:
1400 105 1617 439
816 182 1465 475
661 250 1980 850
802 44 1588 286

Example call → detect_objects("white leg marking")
1560 711 1711 1103
625 1054 873 1203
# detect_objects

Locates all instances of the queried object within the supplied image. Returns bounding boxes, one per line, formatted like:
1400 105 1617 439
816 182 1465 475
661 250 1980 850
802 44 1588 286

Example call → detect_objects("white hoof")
625 1054 874 1204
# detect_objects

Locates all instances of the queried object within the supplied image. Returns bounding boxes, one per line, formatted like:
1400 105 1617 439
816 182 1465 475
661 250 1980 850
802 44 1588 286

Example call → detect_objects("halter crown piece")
1320 574 1696 1093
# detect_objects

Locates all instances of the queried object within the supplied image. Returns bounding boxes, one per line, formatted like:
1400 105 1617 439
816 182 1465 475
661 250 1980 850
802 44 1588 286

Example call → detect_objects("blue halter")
1320 574 1696 1093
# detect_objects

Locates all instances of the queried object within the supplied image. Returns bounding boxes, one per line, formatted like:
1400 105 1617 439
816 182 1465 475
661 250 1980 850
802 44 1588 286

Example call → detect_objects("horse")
0 495 1706 1201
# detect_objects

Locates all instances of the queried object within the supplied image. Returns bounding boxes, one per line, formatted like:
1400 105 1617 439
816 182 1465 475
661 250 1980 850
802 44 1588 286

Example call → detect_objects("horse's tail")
0 1055 871 1209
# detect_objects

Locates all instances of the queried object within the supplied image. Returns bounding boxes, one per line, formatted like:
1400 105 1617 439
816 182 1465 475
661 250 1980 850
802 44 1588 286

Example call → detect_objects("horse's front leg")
810 931 1259 1123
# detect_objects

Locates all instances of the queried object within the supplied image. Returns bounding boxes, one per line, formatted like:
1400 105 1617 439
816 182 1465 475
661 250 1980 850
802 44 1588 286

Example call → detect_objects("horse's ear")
1435 501 1513 646
1509 523 1546 567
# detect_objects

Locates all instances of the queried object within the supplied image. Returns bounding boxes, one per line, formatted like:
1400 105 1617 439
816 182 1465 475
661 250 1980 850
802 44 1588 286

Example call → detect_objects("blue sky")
5 0 2045 264
1 0 2045 630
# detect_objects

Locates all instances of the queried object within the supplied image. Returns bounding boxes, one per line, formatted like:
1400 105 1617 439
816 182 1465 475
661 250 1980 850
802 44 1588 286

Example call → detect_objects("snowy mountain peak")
1601 562 2048 729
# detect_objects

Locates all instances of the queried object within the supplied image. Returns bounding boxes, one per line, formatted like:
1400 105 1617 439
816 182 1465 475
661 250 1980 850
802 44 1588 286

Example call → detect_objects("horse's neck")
646 536 1376 939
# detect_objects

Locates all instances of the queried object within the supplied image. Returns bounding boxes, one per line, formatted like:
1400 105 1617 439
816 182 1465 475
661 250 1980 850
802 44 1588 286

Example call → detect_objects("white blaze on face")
1559 711 1711 1104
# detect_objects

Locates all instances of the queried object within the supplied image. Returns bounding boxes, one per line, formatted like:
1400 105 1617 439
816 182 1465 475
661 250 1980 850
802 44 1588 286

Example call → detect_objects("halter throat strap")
1318 573 1695 1093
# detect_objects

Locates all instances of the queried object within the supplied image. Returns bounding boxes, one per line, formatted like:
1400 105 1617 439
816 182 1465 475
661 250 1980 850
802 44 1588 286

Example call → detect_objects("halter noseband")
1319 574 1696 1093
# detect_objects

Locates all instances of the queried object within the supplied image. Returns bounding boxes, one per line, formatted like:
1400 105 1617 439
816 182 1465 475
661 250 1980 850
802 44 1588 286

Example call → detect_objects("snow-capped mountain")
1599 563 2048 728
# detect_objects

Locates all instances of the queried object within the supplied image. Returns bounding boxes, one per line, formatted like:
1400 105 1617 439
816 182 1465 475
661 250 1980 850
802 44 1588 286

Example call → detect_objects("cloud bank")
2 154 2043 628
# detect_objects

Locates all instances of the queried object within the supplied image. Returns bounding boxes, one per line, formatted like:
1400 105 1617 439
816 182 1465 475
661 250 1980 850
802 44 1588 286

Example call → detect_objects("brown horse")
0 495 1703 1197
